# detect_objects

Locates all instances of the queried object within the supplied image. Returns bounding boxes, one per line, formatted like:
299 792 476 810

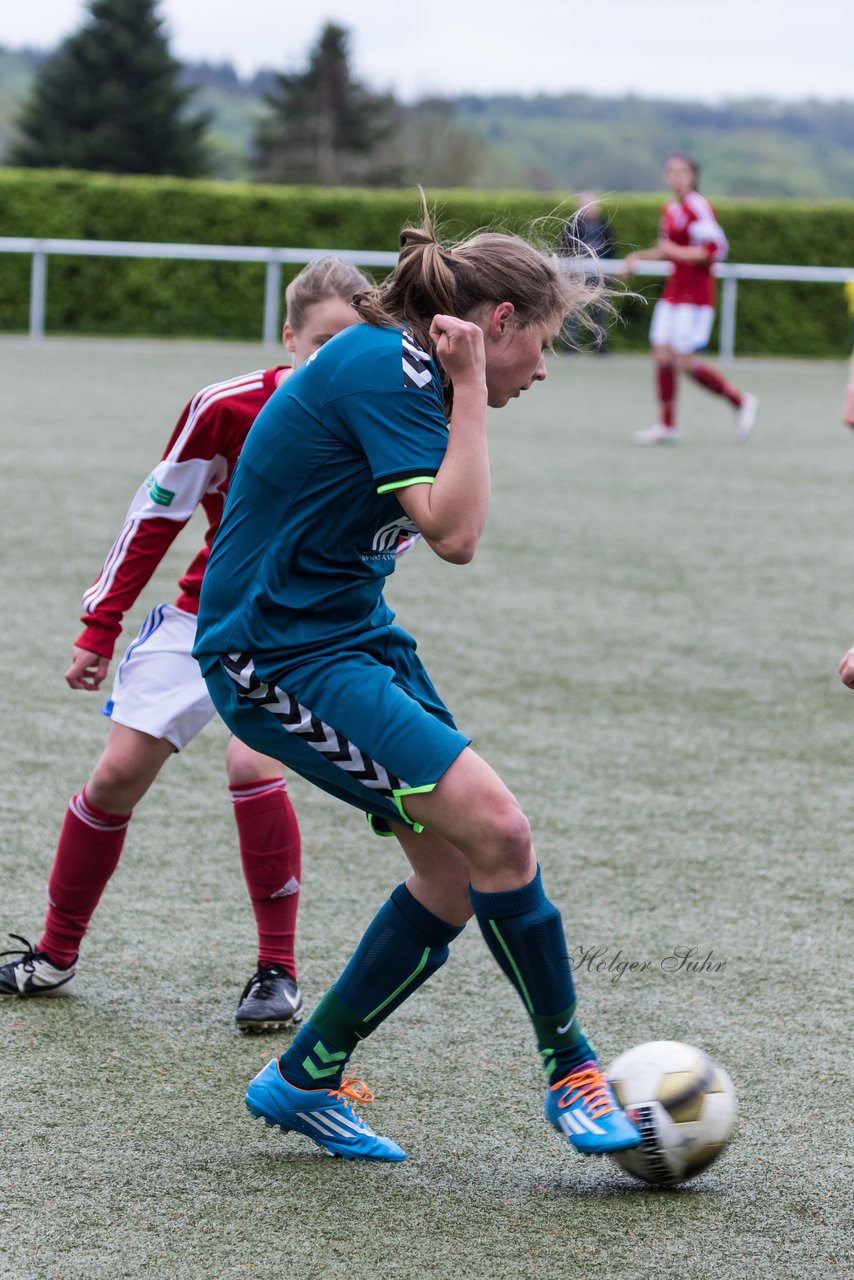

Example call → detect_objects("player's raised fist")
429 314 486 384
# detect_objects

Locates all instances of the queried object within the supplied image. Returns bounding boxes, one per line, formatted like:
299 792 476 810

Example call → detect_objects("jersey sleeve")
337 335 449 494
75 384 236 658
686 194 729 262
75 517 186 658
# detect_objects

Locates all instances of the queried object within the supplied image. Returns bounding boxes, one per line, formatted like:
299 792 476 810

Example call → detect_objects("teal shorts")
203 625 470 833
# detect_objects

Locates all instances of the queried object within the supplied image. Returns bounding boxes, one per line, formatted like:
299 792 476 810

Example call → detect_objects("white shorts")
102 604 216 751
649 301 715 354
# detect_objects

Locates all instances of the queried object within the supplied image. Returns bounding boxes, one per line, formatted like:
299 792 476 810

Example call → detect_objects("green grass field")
1 338 851 1280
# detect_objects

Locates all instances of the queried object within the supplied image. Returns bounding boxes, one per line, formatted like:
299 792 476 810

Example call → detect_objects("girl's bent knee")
488 803 533 867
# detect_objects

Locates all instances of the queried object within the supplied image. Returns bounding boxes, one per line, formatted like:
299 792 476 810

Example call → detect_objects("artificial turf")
1 337 851 1279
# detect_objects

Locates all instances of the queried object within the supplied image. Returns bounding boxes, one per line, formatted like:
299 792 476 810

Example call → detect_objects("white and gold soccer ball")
606 1040 736 1186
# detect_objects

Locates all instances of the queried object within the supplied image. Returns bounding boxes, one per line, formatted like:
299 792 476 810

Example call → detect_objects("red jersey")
659 192 728 308
77 367 288 660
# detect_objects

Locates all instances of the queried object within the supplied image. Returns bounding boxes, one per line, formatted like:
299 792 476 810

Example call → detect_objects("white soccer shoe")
632 424 681 446
734 393 758 441
0 935 77 997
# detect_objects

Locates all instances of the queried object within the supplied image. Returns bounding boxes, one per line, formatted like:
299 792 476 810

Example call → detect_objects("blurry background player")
0 258 369 1033
624 154 758 446
844 279 854 429
559 193 617 354
845 278 854 349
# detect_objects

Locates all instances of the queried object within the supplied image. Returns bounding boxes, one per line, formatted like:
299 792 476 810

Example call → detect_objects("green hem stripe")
376 476 436 494
393 783 436 833
366 813 396 838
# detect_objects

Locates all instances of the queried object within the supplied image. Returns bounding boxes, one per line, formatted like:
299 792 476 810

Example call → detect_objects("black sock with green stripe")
279 882 464 1090
468 866 595 1085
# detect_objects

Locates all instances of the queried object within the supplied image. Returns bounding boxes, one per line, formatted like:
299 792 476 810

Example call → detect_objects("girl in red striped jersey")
624 154 758 445
0 258 369 1030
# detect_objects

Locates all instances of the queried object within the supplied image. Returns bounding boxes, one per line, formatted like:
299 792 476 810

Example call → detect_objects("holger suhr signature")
571 944 727 984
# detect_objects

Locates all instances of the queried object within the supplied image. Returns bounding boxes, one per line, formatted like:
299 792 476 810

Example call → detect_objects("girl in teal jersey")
196 202 641 1164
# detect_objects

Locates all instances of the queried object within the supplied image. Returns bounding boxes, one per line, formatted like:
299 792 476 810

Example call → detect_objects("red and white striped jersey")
660 192 729 307
77 367 288 660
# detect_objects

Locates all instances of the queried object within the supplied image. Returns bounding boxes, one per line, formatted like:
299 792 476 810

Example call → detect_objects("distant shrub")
0 170 850 354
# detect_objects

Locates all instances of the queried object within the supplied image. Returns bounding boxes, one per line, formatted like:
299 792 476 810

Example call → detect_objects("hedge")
0 169 851 354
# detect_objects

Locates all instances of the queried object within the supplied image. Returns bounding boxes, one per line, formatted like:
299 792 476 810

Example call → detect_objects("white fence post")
29 245 47 340
263 260 282 346
718 276 739 363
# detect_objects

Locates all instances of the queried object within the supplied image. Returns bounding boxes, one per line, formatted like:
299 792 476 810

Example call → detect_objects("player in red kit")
624 154 758 445
0 258 369 1031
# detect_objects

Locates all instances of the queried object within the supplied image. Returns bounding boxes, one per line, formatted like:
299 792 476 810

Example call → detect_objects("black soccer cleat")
235 964 303 1034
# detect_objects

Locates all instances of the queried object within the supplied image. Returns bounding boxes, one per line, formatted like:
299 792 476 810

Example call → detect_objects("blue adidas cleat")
245 1059 406 1162
545 1061 642 1156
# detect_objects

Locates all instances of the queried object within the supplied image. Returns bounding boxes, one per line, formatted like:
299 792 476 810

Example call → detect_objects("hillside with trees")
2 26 853 196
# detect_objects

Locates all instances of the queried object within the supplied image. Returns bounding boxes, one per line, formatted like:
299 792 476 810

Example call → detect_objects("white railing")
1 236 852 358
0 237 399 347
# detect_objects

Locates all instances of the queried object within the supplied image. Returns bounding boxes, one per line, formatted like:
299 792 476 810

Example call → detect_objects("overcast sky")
4 0 853 103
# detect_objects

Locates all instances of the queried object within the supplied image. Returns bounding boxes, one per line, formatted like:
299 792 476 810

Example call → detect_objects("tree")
10 0 208 176
252 23 400 186
394 99 489 188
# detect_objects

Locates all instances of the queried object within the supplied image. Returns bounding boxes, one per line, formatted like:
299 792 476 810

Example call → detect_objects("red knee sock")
230 778 301 977
38 788 131 967
656 364 677 427
689 362 742 406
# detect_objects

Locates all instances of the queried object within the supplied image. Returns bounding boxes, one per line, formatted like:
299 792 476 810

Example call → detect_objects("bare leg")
401 747 534 892
86 722 175 812
225 736 285 785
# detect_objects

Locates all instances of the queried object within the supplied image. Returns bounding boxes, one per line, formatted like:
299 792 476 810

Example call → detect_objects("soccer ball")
606 1040 736 1186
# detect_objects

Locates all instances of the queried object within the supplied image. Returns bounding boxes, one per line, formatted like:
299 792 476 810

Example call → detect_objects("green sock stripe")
301 1056 344 1081
299 1036 349 1082
314 1042 348 1065
363 946 432 1023
539 1047 558 1078
488 919 534 1015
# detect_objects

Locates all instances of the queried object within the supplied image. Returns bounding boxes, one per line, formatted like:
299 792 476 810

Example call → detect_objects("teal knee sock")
280 883 463 1089
469 866 595 1083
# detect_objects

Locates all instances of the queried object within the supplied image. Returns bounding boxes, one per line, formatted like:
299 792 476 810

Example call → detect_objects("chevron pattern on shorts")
223 653 406 796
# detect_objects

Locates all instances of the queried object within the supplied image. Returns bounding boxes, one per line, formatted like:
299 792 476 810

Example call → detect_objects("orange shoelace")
330 1077 375 1108
550 1066 616 1119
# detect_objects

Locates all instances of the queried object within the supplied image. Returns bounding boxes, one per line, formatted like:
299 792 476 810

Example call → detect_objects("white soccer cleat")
734 393 758 441
632 424 681 446
0 935 77 997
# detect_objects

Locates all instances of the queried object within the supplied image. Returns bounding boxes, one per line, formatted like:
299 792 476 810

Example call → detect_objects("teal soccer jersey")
194 324 448 677
195 323 471 831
